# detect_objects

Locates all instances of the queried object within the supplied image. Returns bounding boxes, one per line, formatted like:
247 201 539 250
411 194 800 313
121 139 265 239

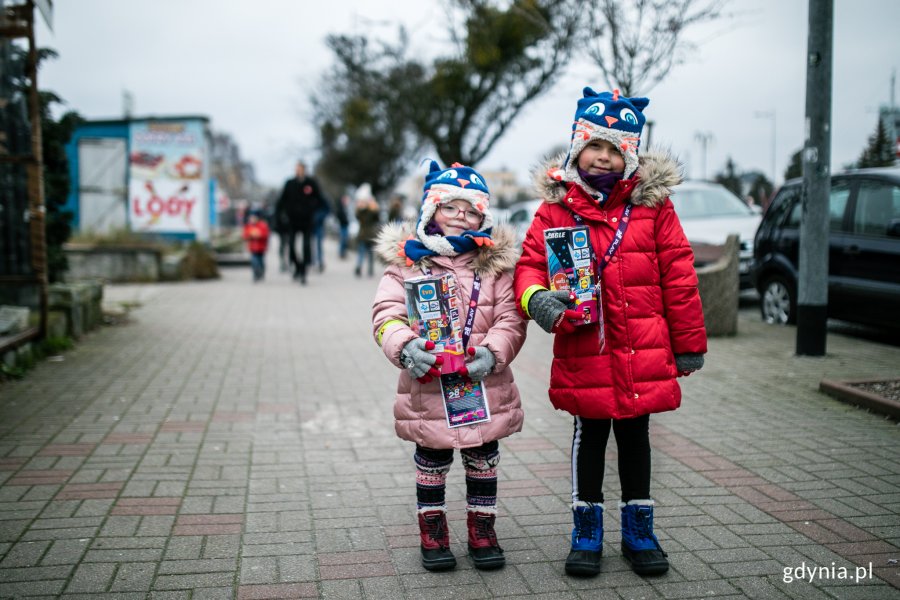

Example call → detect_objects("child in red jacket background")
242 209 270 282
514 88 707 578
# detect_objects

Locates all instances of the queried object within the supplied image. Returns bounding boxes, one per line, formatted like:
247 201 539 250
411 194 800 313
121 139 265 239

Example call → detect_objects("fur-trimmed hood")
375 222 519 277
532 149 684 208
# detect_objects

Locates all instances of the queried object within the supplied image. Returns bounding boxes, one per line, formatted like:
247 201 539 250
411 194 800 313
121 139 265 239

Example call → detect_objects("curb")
819 378 900 419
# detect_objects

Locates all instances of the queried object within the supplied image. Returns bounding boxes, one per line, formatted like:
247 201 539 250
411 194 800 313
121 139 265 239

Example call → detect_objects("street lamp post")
694 131 714 180
755 110 776 185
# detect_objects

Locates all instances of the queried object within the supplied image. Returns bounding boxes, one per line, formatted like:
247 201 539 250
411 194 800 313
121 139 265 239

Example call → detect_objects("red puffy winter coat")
514 151 707 420
242 220 270 254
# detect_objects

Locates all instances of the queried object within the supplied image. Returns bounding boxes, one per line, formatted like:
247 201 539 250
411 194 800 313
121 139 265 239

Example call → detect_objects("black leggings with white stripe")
571 415 651 504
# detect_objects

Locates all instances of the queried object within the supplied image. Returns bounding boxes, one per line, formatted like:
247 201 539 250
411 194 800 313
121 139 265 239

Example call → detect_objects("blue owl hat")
416 160 493 256
562 87 649 184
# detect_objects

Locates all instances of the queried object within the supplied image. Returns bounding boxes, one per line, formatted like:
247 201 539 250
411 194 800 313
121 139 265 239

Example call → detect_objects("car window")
785 191 802 228
853 181 900 237
760 186 799 238
509 210 528 224
783 181 851 230
670 186 754 218
829 182 851 232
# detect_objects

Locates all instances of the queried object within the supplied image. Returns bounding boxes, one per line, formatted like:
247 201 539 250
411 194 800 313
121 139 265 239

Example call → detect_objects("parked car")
506 198 543 243
752 167 900 328
668 181 763 288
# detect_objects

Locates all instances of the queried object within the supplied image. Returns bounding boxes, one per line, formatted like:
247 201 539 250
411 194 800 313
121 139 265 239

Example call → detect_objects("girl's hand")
400 338 443 383
459 346 496 380
528 290 579 334
674 353 704 376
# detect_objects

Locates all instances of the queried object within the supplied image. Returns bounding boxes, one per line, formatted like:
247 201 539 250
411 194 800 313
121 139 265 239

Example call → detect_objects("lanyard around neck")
422 267 481 349
570 203 633 273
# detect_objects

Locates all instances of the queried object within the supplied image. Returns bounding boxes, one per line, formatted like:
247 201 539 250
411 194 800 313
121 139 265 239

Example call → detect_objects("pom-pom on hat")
561 87 649 184
416 160 493 256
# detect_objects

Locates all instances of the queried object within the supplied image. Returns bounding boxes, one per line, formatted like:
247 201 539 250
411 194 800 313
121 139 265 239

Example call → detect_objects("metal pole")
24 1 48 339
694 132 712 180
771 112 777 185
796 0 832 356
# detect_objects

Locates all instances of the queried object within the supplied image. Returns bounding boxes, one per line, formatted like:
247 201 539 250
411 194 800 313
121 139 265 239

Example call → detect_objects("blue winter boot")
620 500 669 575
565 501 603 576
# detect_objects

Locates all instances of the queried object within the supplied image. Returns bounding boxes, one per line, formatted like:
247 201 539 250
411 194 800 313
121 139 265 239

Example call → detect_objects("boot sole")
565 548 602 577
565 557 601 577
622 547 668 575
422 556 457 571
471 555 505 570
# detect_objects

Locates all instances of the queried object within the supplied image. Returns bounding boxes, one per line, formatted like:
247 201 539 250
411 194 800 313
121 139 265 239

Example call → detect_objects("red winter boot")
418 509 456 571
467 511 505 570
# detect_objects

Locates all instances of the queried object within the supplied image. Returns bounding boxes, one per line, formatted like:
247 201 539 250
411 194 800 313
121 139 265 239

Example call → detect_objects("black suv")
752 167 900 328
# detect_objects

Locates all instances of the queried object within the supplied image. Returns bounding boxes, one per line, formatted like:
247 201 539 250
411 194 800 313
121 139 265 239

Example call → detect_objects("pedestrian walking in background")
312 194 331 273
514 88 707 577
387 193 405 224
242 209 270 282
371 161 526 572
271 203 291 272
353 183 381 278
275 160 327 284
335 194 351 260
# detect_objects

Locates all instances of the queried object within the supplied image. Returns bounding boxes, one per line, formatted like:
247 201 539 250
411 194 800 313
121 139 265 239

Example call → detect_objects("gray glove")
400 338 441 380
527 290 579 334
462 346 496 381
675 353 704 375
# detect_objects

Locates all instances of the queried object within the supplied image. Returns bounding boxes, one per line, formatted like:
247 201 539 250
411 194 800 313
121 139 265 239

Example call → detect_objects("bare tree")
410 0 582 166
586 0 728 96
310 33 424 197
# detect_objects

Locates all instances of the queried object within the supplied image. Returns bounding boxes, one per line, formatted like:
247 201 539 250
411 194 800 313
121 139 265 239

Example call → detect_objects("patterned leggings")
415 441 500 512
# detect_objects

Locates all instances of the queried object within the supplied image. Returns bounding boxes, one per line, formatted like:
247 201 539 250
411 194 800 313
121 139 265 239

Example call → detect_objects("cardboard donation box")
544 226 599 325
404 273 466 374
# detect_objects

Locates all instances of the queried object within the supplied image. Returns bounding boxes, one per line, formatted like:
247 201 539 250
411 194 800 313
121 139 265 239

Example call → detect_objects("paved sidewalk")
1 241 899 599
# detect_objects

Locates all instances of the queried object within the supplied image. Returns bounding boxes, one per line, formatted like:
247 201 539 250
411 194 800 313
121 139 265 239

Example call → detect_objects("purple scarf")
578 167 624 204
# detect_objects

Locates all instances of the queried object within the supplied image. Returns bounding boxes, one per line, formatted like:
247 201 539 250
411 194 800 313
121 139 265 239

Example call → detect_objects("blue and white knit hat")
561 87 649 183
416 160 493 256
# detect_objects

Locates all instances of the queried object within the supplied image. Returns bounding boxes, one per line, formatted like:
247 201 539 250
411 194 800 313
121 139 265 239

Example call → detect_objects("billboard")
128 119 209 238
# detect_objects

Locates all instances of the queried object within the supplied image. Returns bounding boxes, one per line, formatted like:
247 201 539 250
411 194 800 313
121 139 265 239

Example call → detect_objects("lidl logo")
573 231 588 248
418 283 437 301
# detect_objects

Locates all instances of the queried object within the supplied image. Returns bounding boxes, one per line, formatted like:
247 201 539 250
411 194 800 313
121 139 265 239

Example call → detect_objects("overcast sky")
34 0 900 192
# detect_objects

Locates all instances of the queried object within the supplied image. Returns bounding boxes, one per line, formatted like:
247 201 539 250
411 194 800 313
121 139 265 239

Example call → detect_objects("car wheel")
760 275 796 325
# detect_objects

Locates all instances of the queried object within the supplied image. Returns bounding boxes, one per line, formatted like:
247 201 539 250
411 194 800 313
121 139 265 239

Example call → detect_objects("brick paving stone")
0 539 50 567
55 481 124 500
236 583 318 599
7 469 73 486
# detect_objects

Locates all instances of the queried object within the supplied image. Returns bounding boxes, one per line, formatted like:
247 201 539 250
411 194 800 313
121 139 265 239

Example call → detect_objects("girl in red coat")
514 88 707 577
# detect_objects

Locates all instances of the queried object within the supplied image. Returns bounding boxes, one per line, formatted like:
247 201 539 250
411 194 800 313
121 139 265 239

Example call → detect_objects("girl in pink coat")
372 161 526 572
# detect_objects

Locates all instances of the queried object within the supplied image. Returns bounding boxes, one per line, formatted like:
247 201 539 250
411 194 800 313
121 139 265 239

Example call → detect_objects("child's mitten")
528 290 581 334
401 338 443 381
675 353 704 376
460 346 496 380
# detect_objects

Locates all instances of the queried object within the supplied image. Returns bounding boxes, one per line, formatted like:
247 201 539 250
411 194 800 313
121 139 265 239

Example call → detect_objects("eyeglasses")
438 204 484 223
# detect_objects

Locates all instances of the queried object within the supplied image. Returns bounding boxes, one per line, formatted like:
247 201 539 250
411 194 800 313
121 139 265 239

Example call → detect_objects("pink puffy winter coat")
514 151 707 420
372 223 526 449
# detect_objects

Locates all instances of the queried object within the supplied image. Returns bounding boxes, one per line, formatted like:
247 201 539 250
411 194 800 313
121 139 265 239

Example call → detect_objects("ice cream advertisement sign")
128 120 208 235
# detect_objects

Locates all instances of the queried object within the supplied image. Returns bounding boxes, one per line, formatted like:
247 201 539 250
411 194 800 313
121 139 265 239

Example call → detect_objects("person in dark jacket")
335 194 351 259
275 161 327 284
